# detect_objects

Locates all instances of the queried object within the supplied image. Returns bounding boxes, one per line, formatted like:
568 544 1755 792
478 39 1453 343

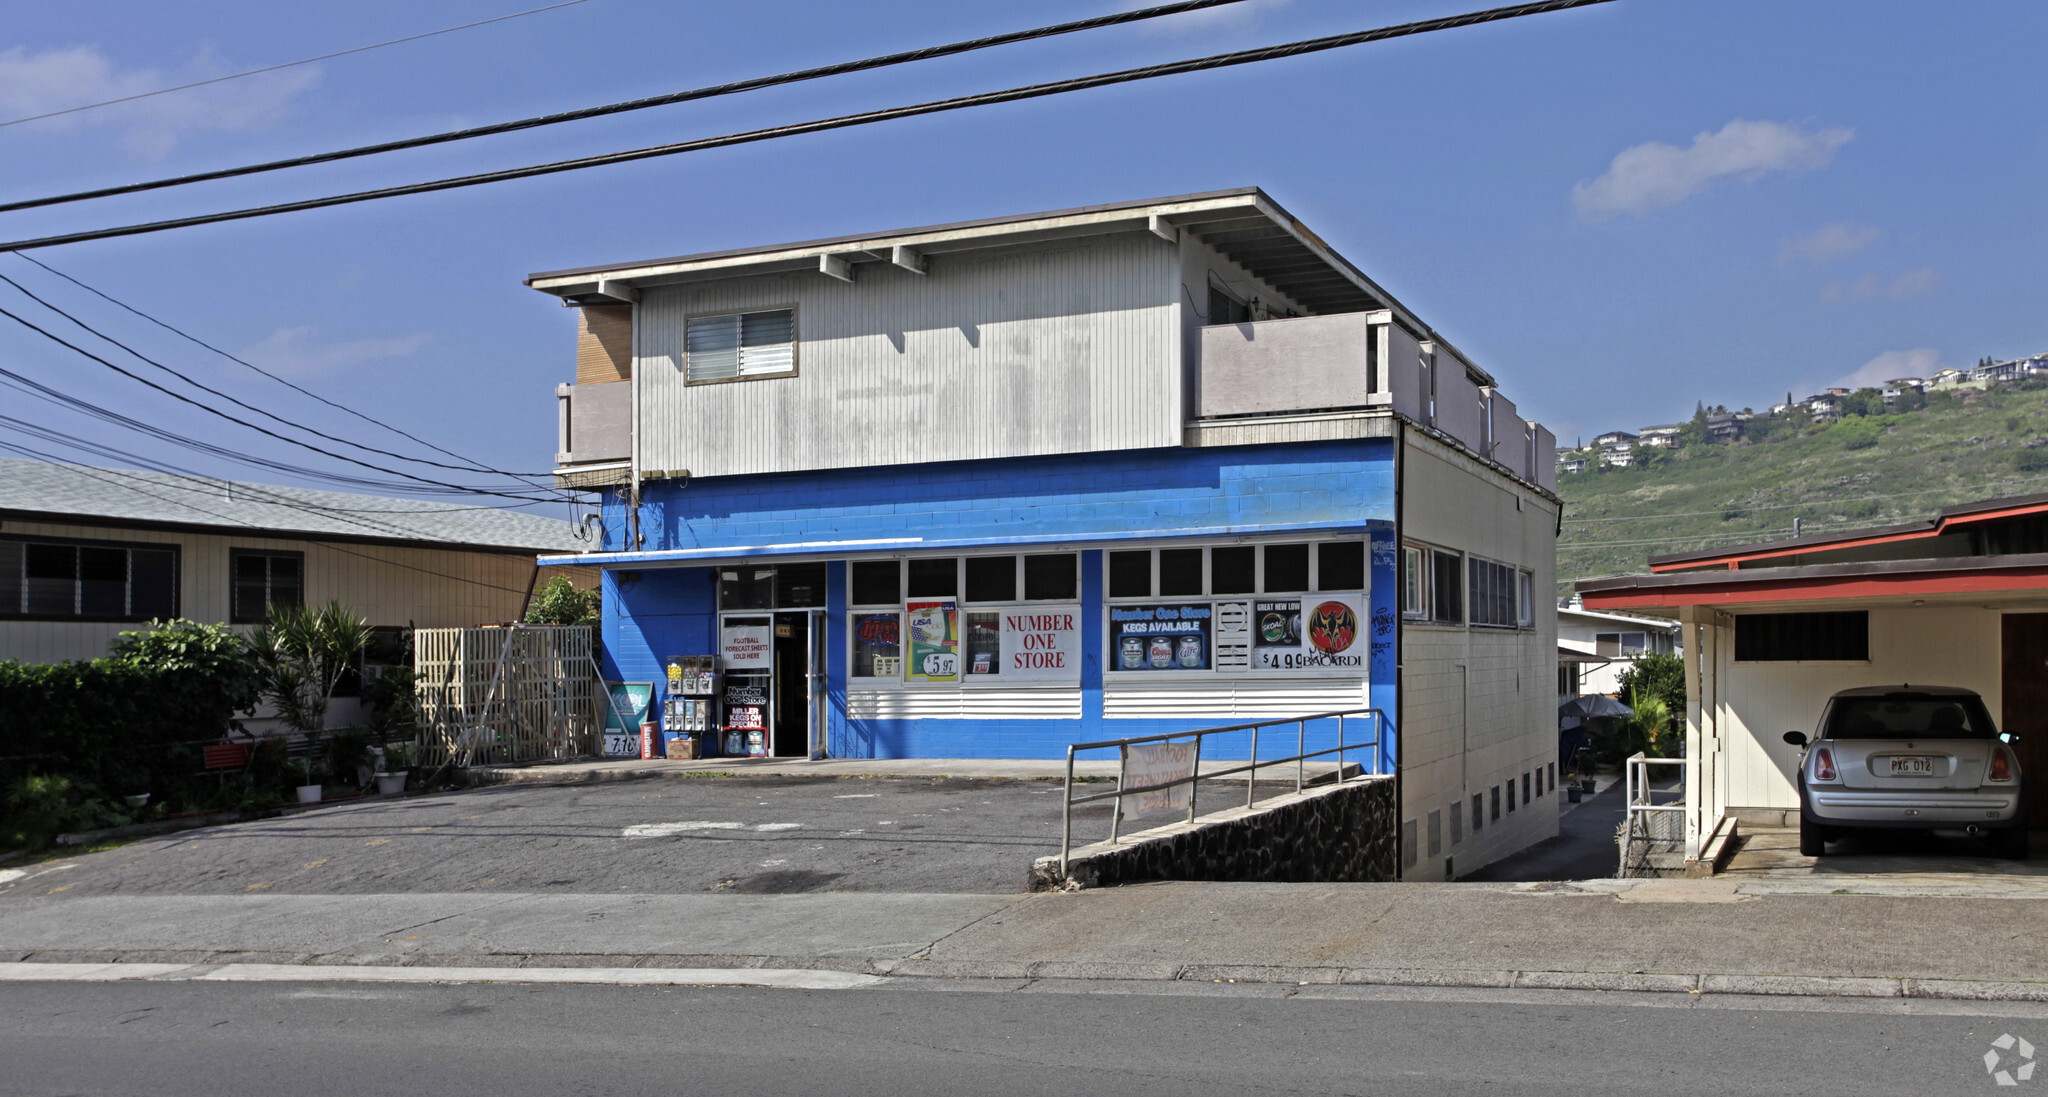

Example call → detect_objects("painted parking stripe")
622 822 803 838
622 821 745 838
0 963 193 981
0 962 881 990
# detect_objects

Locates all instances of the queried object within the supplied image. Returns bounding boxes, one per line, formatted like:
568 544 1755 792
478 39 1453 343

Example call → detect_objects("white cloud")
1821 267 1942 303
239 327 433 377
1834 347 1943 390
0 45 318 160
1778 221 1882 266
1119 0 1289 31
1572 119 1855 219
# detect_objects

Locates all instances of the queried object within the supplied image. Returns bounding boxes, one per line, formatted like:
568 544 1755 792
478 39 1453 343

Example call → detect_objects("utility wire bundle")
0 0 1616 515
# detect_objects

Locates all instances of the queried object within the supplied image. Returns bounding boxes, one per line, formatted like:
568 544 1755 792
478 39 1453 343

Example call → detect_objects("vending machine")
661 655 718 758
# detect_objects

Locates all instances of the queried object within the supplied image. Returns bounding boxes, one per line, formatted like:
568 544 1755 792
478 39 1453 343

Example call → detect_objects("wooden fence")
413 626 599 767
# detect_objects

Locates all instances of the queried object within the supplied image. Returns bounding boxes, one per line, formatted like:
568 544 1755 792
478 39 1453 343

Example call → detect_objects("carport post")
1680 606 1717 863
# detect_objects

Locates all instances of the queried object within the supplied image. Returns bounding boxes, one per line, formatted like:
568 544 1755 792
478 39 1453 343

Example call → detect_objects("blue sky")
1 0 2041 507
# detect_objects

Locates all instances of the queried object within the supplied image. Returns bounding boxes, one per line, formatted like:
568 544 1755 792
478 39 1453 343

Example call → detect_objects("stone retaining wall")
1031 776 1398 890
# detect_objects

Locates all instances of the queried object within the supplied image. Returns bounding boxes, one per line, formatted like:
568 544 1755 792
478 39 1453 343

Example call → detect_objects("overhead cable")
0 0 1249 214
15 253 554 480
0 269 563 489
0 0 1620 252
0 412 545 514
0 0 598 131
0 304 559 502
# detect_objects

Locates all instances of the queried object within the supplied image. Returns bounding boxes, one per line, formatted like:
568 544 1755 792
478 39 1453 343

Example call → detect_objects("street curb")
14 949 2048 1002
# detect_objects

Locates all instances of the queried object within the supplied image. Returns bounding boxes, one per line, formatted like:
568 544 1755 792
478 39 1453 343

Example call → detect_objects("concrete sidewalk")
9 875 2048 1001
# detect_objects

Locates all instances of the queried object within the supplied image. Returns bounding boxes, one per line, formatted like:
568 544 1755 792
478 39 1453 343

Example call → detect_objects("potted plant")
249 602 370 805
375 741 412 796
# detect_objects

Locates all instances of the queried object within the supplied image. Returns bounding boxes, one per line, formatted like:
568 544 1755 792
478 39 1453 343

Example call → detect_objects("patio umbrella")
1559 694 1634 720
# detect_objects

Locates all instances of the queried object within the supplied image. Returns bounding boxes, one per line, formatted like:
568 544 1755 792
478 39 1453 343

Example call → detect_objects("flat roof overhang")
1647 493 2048 572
523 188 1487 379
538 517 1391 570
1578 553 2048 618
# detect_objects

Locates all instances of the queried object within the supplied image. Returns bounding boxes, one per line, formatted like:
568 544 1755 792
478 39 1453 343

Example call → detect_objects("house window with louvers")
685 308 795 382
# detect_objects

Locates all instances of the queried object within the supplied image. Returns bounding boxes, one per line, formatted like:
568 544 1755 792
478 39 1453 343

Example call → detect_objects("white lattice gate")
413 626 599 767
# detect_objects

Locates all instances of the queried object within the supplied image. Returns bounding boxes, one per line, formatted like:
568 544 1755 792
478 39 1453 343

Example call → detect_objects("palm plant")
1627 689 1678 758
249 602 371 784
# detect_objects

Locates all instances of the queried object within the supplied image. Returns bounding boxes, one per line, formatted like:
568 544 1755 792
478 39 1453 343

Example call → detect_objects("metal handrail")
1058 708 1387 876
1620 752 1688 877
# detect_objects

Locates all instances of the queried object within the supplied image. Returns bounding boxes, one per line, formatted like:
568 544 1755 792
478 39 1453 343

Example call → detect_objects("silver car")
1784 686 2026 858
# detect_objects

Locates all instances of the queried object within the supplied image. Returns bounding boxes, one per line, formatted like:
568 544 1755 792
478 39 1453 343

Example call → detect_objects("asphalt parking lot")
4 777 1119 898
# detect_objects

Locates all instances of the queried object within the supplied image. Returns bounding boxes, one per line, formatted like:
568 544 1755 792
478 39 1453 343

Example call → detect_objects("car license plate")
1888 756 1936 777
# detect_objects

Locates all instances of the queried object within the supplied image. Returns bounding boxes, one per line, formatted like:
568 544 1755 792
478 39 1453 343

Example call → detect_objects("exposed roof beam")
819 254 855 283
891 245 927 275
1147 214 1178 244
596 278 639 304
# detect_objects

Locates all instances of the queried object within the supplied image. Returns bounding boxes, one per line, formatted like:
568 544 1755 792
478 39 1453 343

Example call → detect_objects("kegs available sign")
1109 604 1211 672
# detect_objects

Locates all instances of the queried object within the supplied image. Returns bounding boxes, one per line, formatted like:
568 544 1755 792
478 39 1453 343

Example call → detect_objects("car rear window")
1823 696 1997 740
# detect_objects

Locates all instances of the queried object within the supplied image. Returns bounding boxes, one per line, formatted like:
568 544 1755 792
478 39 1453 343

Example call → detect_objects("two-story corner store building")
533 189 1562 878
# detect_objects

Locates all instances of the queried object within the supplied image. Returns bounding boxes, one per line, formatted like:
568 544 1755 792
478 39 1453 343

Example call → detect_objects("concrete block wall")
1397 430 1560 880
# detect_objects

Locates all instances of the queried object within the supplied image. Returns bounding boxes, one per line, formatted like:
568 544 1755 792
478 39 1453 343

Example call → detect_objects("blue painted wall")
604 440 1394 553
598 439 1399 765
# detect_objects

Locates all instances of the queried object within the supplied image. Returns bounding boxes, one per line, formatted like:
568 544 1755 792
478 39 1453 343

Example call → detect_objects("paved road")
13 776 1111 898
3 976 2038 1096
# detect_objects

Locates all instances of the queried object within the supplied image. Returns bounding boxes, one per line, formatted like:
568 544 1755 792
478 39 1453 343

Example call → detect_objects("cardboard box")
663 735 696 760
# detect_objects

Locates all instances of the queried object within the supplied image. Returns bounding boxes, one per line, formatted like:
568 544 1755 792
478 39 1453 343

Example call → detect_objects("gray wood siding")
635 233 1179 477
0 518 585 665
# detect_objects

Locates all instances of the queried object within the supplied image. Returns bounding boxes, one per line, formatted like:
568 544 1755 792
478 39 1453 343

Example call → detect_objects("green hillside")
1555 381 2048 592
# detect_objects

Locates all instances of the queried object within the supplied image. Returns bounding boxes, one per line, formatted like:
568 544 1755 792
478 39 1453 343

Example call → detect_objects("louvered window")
1 536 177 620
685 308 795 382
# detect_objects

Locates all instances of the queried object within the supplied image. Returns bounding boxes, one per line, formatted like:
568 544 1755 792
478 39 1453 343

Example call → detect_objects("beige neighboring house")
0 458 590 669
1556 603 1680 698
1578 491 2048 871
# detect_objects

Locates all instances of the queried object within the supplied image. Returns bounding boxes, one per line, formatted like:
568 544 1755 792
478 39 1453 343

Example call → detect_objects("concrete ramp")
1032 776 1397 890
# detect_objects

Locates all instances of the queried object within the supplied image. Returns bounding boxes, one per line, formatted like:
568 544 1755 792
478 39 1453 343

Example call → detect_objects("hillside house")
531 189 1562 879
1638 425 1682 449
1592 430 1638 448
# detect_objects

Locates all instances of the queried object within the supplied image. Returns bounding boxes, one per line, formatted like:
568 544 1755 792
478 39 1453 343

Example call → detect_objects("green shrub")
525 575 601 627
0 619 265 844
2017 450 2048 473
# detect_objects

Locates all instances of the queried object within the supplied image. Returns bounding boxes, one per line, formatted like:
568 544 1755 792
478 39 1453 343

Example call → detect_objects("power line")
0 302 560 502
0 350 555 499
0 268 563 490
0 368 508 495
0 0 1250 215
15 253 555 481
0 414 545 515
0 0 598 131
0 0 1620 252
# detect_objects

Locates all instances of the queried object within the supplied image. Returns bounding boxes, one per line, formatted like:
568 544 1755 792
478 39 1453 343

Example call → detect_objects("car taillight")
1813 747 1837 782
1989 745 2015 783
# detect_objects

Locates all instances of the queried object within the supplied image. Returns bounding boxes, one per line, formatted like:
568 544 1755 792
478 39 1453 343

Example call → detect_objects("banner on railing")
1122 741 1197 818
